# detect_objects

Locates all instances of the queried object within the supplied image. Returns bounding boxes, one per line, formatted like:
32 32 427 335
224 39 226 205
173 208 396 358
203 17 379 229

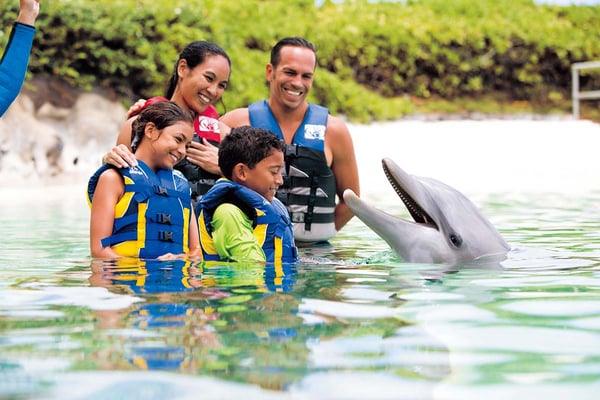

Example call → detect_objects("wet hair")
165 41 232 99
270 37 317 68
218 126 285 180
131 101 193 152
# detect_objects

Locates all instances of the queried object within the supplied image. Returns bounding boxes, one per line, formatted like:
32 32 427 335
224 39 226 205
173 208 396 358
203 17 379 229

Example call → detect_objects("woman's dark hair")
165 41 232 99
131 101 193 152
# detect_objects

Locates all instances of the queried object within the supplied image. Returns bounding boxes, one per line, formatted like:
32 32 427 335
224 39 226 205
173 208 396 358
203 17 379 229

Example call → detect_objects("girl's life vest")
87 161 193 259
133 98 222 202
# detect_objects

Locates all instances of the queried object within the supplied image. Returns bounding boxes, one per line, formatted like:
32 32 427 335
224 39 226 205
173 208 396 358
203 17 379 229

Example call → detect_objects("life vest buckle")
159 231 174 242
284 144 298 157
157 213 172 224
154 186 168 196
291 212 304 223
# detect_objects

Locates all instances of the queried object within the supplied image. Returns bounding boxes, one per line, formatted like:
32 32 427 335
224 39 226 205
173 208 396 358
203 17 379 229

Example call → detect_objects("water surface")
1 120 599 399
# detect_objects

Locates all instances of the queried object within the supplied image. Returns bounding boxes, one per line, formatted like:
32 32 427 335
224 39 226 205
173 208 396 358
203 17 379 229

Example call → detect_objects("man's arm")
327 115 360 232
220 107 251 128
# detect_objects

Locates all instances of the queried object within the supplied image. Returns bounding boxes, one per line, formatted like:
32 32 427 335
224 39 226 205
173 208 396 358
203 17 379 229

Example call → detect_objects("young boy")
196 126 298 263
88 101 200 260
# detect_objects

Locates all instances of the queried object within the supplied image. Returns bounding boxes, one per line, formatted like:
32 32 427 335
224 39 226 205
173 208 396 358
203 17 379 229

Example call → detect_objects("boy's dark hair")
218 126 284 179
270 37 316 68
131 101 193 152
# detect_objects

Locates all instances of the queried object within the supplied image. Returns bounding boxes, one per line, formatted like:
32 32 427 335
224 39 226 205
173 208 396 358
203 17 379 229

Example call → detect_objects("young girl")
88 101 200 260
103 41 232 201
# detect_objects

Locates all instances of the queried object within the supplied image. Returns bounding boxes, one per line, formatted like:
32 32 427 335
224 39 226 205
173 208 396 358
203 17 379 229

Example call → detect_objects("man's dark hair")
270 37 316 68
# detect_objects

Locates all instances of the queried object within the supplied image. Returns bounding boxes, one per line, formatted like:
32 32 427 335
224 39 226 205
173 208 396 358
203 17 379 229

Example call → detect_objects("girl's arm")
90 169 124 258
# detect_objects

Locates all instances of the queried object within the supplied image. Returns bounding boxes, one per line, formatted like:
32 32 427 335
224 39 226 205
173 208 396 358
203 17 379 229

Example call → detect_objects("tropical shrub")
1 0 599 122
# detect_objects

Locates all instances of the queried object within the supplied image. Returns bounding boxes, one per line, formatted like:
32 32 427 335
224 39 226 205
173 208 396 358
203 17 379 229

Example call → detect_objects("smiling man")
221 37 360 245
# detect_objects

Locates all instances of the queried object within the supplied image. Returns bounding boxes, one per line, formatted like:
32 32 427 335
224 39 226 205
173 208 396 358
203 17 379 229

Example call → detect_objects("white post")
571 61 600 120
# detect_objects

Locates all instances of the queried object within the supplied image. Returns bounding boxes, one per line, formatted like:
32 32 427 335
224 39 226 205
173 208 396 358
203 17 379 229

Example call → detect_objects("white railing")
572 60 600 119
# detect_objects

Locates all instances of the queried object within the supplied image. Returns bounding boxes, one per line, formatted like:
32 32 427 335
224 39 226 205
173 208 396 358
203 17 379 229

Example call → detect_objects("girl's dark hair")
218 126 284 180
165 41 232 99
131 101 193 152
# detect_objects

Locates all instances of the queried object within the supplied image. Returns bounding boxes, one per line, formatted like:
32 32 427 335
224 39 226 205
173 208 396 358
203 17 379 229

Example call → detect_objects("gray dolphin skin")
343 158 510 264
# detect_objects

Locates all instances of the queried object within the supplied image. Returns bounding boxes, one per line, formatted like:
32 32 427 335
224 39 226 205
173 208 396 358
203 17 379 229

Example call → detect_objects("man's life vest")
196 179 298 264
87 161 193 259
248 100 337 242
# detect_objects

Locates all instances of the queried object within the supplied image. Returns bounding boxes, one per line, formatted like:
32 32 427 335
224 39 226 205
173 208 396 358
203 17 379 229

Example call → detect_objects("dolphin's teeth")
386 164 432 226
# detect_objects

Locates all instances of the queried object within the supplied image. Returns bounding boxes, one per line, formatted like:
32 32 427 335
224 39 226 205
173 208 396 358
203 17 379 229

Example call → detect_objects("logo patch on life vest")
196 116 220 134
304 124 325 141
129 166 144 176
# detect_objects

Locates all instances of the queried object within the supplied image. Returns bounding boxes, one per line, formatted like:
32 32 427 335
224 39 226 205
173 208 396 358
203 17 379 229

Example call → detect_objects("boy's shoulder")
213 202 254 230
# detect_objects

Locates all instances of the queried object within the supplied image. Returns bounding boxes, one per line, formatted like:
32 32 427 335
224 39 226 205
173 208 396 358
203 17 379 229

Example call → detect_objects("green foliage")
1 0 599 121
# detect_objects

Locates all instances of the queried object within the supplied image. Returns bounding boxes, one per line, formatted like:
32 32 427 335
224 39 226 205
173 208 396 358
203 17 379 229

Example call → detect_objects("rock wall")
0 91 127 187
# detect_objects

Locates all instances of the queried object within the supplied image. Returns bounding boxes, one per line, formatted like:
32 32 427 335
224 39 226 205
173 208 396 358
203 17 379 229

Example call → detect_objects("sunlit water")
1 119 600 399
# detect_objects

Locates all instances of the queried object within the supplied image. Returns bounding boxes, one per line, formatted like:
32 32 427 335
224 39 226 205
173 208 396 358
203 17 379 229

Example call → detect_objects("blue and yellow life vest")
87 161 193 259
196 179 298 264
248 100 337 242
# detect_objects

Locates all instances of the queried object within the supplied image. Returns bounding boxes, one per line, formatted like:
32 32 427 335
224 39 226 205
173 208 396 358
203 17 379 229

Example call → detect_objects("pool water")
1 120 600 399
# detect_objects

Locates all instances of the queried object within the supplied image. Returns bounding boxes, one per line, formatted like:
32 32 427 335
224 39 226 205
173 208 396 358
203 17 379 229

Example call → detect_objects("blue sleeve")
0 22 36 117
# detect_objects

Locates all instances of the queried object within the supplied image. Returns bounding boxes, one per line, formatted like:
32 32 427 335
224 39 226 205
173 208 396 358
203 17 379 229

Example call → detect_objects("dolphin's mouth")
383 161 438 229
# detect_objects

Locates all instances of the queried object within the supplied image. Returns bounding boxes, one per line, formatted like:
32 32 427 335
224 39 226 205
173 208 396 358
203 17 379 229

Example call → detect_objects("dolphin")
343 158 509 264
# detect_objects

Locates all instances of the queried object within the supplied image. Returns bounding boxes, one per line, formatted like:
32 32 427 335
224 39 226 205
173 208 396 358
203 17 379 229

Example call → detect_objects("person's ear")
177 59 188 78
145 122 158 140
266 63 274 83
232 163 248 182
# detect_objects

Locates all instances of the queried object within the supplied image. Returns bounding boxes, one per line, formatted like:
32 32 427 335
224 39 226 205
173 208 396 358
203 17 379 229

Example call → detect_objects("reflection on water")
1 188 599 399
2 121 600 399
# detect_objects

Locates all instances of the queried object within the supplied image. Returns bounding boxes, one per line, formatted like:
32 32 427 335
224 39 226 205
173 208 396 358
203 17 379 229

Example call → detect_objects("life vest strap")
289 211 334 224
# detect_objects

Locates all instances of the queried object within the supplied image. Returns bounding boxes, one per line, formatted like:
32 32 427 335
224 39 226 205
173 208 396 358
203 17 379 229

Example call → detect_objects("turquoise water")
2 120 600 399
1 186 599 399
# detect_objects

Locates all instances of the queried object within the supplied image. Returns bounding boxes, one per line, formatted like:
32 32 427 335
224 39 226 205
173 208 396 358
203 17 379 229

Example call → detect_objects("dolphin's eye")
449 233 463 248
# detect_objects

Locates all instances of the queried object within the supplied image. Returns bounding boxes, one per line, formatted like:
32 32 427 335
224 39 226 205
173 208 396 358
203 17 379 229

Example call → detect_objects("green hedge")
1 0 599 122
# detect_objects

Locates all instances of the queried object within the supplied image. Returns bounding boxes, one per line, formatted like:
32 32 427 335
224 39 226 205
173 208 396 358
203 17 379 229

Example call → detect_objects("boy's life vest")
87 161 193 259
196 179 298 264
